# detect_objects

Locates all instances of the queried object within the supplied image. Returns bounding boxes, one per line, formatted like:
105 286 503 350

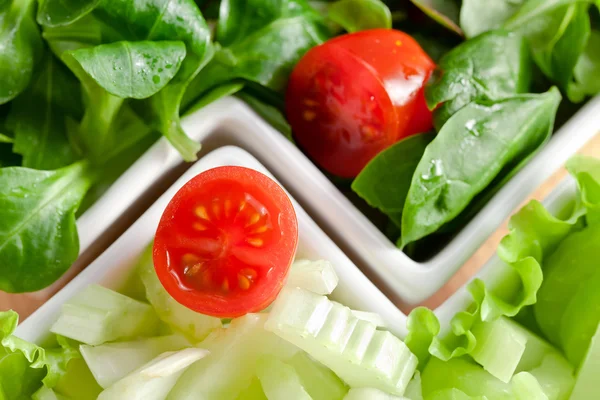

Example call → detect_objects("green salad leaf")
410 0 463 36
460 0 525 38
0 0 43 105
569 30 600 103
401 88 561 248
67 40 187 99
0 162 94 292
9 53 81 170
236 91 294 141
327 0 392 32
37 0 102 28
425 30 531 130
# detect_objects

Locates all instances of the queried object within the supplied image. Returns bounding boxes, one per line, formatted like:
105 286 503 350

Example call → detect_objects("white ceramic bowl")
15 147 408 342
73 96 600 307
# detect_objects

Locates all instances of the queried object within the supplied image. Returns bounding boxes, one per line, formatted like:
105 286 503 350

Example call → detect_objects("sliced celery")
167 314 299 400
235 377 268 400
286 259 339 295
256 355 312 400
98 348 208 400
265 288 417 396
50 285 160 345
428 388 488 399
528 354 574 400
343 388 407 399
287 352 348 400
470 317 527 383
404 371 422 400
570 323 600 399
32 386 69 400
80 334 190 388
137 244 221 342
510 372 548 400
351 311 387 329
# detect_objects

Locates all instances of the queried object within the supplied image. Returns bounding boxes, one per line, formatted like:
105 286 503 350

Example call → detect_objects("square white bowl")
15 146 408 342
74 95 600 308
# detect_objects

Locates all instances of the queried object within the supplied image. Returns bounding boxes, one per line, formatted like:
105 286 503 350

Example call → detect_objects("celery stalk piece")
351 311 387 329
286 260 339 295
404 371 422 400
80 334 190 388
570 323 600 399
344 388 408 399
528 354 574 400
265 287 417 396
428 388 488 399
98 348 209 400
50 285 160 345
470 317 527 383
235 377 268 400
287 352 348 400
510 372 548 400
167 314 299 400
137 244 221 342
256 355 312 400
32 386 69 400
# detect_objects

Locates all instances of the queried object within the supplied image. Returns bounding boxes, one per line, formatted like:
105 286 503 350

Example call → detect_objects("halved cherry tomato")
286 29 435 178
153 166 298 318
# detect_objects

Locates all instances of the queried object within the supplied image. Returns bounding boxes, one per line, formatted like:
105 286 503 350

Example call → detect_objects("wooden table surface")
3 134 600 321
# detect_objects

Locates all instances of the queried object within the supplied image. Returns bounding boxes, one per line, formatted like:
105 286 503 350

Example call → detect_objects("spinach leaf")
569 30 600 101
0 0 43 104
352 132 434 215
217 0 320 46
460 0 525 38
9 53 81 170
400 88 562 248
68 40 187 99
0 162 94 293
42 14 104 57
0 135 11 144
96 0 213 161
236 91 294 141
37 0 101 27
184 81 245 116
410 0 463 36
425 30 531 130
504 0 592 27
328 0 392 32
183 16 330 110
514 2 590 91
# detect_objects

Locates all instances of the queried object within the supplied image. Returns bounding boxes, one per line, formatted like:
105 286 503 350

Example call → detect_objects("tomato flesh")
153 166 298 318
286 29 435 178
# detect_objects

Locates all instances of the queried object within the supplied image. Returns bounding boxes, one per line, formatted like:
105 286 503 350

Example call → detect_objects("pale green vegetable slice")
428 388 488 399
287 352 348 400
168 314 298 400
570 323 600 399
98 348 208 400
50 285 160 345
344 387 407 399
137 244 221 342
32 386 69 400
256 355 312 400
80 334 190 388
527 354 574 400
265 287 417 396
351 311 387 329
235 377 267 400
470 317 527 383
286 259 339 295
510 372 548 400
404 371 423 400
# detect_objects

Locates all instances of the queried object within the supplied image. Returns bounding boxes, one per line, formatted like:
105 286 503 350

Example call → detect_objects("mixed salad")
1 154 599 399
2 0 600 293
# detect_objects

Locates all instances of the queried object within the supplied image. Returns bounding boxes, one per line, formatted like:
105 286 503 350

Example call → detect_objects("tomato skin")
286 29 435 178
153 166 298 318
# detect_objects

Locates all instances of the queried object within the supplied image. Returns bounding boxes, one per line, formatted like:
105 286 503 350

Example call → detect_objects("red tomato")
153 166 298 318
286 29 435 178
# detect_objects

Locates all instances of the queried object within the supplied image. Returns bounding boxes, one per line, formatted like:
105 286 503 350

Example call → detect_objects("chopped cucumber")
510 372 548 400
256 355 312 400
137 244 221 341
235 377 267 400
265 287 417 396
98 348 209 400
351 311 387 329
286 260 339 295
32 386 69 400
343 388 407 399
287 352 348 400
167 314 299 400
470 317 527 383
50 285 160 345
81 334 190 388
